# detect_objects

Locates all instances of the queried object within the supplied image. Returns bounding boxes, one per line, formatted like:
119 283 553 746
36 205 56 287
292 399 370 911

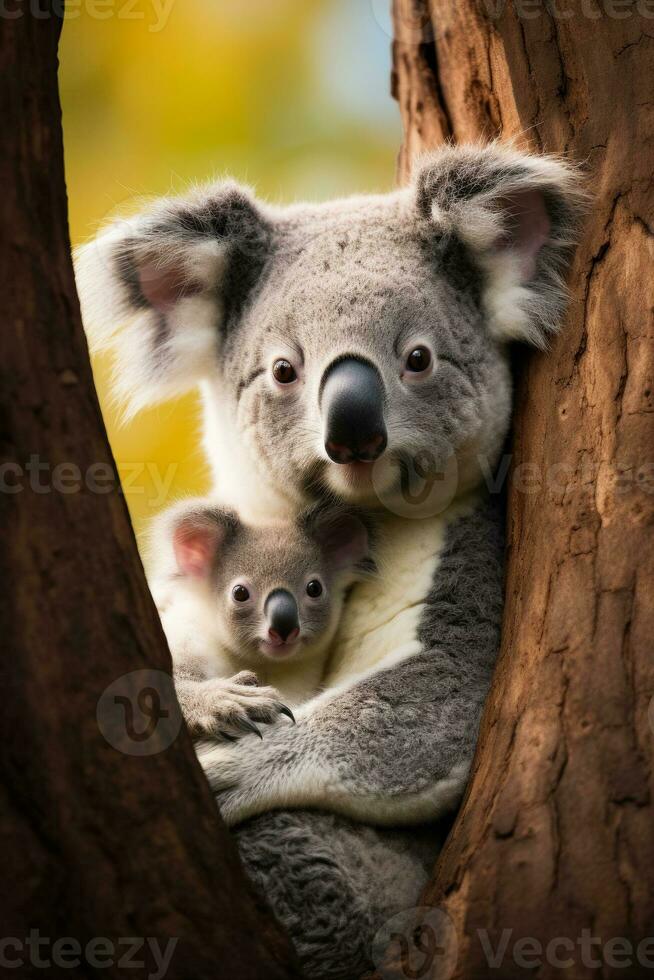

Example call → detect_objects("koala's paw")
180 672 295 741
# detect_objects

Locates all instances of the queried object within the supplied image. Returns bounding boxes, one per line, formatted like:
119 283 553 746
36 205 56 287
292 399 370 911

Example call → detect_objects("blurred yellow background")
60 0 400 541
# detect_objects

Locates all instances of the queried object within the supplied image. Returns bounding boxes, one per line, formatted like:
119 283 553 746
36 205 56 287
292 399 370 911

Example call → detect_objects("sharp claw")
278 704 296 724
239 718 263 739
219 731 238 742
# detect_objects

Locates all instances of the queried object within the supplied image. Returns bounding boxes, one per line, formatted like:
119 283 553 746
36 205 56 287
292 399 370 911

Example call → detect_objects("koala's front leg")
196 692 333 824
176 671 295 740
198 643 479 827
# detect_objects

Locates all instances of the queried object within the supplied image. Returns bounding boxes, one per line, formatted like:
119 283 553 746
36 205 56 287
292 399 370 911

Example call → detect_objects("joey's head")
76 144 585 518
157 501 372 662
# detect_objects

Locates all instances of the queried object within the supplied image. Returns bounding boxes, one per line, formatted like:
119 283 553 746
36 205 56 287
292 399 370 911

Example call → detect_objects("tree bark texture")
381 2 654 977
0 9 300 979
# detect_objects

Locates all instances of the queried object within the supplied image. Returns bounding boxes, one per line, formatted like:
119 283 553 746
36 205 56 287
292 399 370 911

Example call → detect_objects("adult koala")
76 145 583 979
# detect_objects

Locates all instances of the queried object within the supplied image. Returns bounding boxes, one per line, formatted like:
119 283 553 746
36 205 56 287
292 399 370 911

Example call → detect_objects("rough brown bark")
0 9 300 979
380 2 654 977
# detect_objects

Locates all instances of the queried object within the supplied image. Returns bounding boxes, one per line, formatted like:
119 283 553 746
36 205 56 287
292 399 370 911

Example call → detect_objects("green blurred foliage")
60 0 400 538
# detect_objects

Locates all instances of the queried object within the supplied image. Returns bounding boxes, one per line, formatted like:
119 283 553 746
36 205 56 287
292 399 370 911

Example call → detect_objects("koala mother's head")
76 145 584 521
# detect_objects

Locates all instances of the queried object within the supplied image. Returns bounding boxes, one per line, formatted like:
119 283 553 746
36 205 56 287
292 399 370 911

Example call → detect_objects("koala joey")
150 499 373 737
76 143 585 979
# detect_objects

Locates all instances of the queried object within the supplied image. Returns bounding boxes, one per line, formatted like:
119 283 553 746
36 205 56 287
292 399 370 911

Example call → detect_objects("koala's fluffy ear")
151 499 239 580
74 182 271 413
414 143 587 348
302 505 374 575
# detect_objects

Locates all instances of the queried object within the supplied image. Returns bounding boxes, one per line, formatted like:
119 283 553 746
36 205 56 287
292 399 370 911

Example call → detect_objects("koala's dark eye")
306 580 323 598
273 359 297 385
232 584 250 602
405 347 432 373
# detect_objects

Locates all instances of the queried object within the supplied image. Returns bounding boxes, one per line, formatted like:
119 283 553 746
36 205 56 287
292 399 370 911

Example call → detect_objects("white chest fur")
322 512 447 688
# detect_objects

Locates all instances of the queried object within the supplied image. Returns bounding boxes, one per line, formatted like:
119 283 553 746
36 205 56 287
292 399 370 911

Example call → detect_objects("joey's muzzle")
265 589 300 645
321 357 387 464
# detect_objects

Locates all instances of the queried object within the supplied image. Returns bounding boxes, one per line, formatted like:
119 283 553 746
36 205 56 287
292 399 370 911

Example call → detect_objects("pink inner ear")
495 189 551 281
138 258 202 314
173 526 217 579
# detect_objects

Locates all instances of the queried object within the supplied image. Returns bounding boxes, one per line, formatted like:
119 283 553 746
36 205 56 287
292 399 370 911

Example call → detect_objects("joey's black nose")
321 357 387 464
265 589 300 644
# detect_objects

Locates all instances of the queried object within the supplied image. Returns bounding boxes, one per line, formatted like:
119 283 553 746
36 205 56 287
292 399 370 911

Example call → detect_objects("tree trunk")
380 2 654 977
0 9 300 979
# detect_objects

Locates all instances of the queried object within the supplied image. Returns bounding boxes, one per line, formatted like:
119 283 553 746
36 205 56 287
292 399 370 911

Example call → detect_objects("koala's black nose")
321 357 387 464
265 589 300 644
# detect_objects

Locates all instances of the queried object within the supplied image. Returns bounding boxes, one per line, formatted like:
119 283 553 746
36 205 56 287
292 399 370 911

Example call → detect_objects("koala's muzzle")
321 357 387 464
265 589 300 645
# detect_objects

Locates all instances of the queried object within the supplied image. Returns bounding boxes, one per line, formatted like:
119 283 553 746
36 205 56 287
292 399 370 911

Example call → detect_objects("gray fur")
223 203 511 516
75 144 584 979
151 500 373 738
224 496 501 980
174 671 292 742
414 144 586 346
153 500 372 659
236 810 444 980
200 498 504 822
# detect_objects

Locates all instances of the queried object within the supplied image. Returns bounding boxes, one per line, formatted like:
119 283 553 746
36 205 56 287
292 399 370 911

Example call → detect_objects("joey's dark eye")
405 347 432 373
306 580 323 598
232 584 250 602
273 359 297 385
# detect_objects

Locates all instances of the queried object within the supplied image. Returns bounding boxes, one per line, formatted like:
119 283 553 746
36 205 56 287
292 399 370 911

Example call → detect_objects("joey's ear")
413 144 588 348
303 506 373 574
152 500 239 580
74 182 271 413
